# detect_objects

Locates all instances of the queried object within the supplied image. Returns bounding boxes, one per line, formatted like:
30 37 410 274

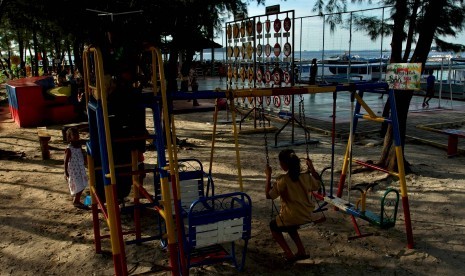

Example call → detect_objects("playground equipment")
83 46 252 276
5 76 77 127
312 81 413 248
82 41 415 275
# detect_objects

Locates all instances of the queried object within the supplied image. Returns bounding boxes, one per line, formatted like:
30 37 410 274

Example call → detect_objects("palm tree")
316 0 465 172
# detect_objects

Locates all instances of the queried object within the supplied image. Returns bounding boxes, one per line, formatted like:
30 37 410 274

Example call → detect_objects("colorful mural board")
385 63 422 90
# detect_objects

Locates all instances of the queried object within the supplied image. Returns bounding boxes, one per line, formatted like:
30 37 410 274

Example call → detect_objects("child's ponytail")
278 149 301 182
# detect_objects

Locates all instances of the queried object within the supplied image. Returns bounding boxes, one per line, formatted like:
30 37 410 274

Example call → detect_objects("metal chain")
259 97 275 219
298 94 310 159
261 97 270 166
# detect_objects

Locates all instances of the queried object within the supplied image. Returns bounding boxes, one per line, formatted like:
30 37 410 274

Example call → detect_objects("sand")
1 102 465 276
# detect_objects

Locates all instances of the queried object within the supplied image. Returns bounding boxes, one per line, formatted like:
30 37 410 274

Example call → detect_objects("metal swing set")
256 81 413 249
310 82 414 248
83 46 252 276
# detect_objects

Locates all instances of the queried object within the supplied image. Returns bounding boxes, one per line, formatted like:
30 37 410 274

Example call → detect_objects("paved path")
196 77 465 156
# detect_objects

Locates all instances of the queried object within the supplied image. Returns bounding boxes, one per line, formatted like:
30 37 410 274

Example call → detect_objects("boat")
320 52 389 75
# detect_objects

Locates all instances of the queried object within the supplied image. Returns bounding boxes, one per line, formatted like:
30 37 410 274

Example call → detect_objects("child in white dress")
64 127 88 209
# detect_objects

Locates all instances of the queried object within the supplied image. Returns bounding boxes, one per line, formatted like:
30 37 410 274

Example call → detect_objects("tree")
315 0 465 172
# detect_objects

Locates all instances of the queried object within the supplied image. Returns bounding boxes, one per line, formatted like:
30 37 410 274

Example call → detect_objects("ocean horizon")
197 49 458 63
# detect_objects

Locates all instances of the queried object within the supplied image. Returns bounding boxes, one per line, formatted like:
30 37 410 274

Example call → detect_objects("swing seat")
324 188 400 230
155 159 214 248
154 159 214 215
185 192 252 271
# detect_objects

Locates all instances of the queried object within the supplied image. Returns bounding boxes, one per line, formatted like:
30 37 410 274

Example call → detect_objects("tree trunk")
402 0 420 62
66 41 73 73
378 91 413 173
28 46 34 75
32 25 39 76
389 0 408 63
378 0 410 171
411 0 447 65
17 30 25 77
73 40 83 76
167 50 179 93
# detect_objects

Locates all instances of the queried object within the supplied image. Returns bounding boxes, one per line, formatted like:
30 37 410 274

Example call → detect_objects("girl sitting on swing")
265 149 321 263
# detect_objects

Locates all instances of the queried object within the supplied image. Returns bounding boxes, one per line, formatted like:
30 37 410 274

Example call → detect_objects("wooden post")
37 127 51 160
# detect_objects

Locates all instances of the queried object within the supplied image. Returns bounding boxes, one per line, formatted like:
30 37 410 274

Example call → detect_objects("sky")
213 0 465 54
215 1 389 52
245 0 376 18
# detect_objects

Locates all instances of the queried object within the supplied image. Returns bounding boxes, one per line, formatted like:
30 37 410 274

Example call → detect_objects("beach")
1 89 465 275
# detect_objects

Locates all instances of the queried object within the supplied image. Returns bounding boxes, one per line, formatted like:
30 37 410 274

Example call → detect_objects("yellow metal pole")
89 47 127 275
152 47 183 275
227 90 243 192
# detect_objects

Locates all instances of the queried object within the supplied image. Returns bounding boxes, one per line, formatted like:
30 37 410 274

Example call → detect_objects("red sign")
265 20 271 33
273 71 281 85
257 69 263 83
283 94 291 105
274 43 281 57
274 19 281 32
256 21 262 34
246 20 253 36
273 96 281 107
265 70 271 83
284 17 291 32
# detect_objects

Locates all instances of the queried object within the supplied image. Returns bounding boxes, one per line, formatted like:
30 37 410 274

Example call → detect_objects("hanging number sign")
274 18 281 32
265 44 272 57
283 17 291 32
233 46 240 58
273 71 281 85
283 94 291 105
284 71 290 84
248 67 254 83
233 23 239 38
283 42 291 57
246 20 253 36
266 96 271 106
227 65 232 80
273 96 281 108
265 70 271 83
246 43 253 59
274 43 281 57
256 44 263 57
227 25 232 39
256 21 262 34
240 21 246 37
257 69 263 83
240 66 246 82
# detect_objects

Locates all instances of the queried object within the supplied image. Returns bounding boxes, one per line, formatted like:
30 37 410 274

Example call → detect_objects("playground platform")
195 77 465 157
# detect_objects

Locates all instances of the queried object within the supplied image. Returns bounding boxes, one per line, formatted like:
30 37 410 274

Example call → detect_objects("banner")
386 63 422 90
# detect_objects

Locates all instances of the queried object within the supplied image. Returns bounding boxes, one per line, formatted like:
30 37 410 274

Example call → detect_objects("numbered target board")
225 10 295 90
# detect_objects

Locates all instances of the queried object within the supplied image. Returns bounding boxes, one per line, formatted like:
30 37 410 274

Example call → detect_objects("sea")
199 49 458 62
199 49 463 81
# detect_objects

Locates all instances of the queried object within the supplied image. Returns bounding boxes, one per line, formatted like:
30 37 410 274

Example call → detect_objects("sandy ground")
1 99 465 276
